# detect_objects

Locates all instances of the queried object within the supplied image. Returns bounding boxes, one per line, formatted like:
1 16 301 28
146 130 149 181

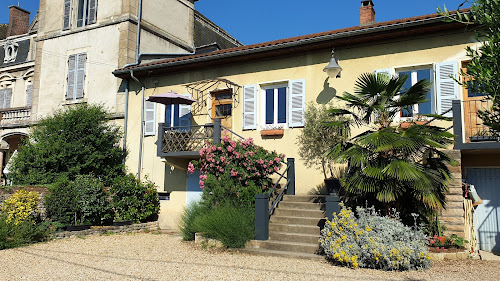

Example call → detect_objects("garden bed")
52 221 159 239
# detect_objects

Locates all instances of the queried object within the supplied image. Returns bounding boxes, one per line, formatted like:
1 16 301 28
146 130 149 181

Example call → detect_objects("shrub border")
52 221 159 239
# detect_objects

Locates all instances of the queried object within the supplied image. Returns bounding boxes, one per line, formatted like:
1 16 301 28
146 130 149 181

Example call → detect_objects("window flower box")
261 129 284 136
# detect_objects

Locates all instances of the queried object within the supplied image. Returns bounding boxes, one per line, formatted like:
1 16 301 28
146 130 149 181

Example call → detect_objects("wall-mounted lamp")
323 48 342 78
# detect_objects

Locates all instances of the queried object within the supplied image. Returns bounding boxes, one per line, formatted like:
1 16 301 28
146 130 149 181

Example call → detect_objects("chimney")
6 6 30 37
360 0 375 26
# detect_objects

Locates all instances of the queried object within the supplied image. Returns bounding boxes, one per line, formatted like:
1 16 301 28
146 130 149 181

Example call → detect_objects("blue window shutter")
436 61 458 117
165 105 172 127
243 85 257 130
178 94 192 133
173 104 180 127
288 79 305 128
144 99 156 136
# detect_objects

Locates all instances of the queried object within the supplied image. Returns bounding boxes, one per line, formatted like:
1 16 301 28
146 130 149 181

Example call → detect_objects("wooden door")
461 62 491 142
211 89 233 140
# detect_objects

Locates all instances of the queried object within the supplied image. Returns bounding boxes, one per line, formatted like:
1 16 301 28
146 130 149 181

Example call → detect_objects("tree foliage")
297 102 350 179
328 73 456 223
11 104 125 185
438 0 500 135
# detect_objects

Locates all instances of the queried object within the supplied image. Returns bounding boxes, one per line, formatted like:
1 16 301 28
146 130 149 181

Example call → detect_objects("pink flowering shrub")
189 136 285 207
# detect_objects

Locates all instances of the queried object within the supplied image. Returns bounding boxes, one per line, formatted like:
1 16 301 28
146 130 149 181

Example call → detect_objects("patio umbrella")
146 91 197 105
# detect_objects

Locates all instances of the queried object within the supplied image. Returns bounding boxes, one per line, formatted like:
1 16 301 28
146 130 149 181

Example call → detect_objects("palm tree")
327 73 456 221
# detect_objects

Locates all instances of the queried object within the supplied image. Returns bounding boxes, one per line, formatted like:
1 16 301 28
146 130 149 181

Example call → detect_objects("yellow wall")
124 30 478 230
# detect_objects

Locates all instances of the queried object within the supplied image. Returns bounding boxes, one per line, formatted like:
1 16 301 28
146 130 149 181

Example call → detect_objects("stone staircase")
440 150 465 237
242 195 326 260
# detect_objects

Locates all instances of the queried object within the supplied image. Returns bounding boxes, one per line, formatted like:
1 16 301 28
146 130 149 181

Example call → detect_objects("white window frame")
395 66 435 119
260 82 289 129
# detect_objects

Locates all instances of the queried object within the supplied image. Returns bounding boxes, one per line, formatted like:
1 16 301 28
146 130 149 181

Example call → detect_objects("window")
242 79 305 130
264 85 287 125
164 96 192 133
397 68 434 117
26 84 33 107
0 88 12 109
63 0 97 30
66 53 87 100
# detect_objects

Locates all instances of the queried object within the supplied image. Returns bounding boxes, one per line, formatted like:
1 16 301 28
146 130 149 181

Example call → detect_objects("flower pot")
261 129 284 136
324 178 341 196
470 135 497 142
400 120 428 129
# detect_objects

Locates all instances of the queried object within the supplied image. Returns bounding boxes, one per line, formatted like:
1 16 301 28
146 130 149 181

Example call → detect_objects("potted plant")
400 114 429 129
261 124 284 136
297 102 350 194
470 130 497 142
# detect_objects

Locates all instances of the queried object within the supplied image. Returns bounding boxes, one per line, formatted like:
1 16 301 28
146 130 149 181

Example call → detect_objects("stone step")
278 201 324 210
237 248 325 261
447 187 463 195
251 240 320 254
270 216 325 227
443 224 464 232
269 231 320 244
282 195 326 203
440 217 464 225
447 201 463 209
443 231 464 238
273 208 325 218
269 223 321 236
446 194 464 202
441 208 464 217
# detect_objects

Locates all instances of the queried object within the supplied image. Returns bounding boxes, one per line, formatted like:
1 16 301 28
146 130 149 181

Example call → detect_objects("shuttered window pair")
144 94 192 136
243 79 306 130
66 53 87 100
0 88 13 109
63 0 98 30
375 61 458 118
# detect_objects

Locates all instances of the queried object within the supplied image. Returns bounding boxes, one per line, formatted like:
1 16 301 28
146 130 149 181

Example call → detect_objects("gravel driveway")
0 232 498 281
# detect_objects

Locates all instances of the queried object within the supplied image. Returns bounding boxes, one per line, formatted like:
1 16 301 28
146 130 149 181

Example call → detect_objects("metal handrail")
221 125 246 140
268 161 291 216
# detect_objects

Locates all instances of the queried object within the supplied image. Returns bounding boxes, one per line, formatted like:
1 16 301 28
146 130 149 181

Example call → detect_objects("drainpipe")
122 79 129 164
130 70 145 179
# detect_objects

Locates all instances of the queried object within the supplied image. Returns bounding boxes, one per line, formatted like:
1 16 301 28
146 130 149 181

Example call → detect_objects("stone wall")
53 221 160 239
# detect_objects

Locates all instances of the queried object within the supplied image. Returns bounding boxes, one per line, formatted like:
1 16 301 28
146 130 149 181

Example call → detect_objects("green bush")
111 174 160 223
179 202 209 241
45 175 113 225
319 205 431 271
193 204 254 248
11 103 125 186
0 216 54 250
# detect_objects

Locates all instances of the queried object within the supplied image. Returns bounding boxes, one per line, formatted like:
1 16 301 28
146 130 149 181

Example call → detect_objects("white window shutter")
179 94 192 132
436 61 458 117
144 99 156 136
288 79 306 128
63 0 72 30
66 54 76 100
75 53 86 99
26 84 33 106
0 89 5 109
88 0 98 24
4 88 12 109
243 85 257 130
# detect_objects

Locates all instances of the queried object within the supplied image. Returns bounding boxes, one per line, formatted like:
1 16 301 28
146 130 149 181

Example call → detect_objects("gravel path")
0 232 498 281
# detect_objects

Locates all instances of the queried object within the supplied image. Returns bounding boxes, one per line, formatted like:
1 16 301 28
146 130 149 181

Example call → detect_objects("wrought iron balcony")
157 119 222 158
0 106 31 127
452 100 500 150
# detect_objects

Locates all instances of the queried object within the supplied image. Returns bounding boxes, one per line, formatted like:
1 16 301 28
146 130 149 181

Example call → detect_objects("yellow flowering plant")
0 190 40 225
319 204 431 271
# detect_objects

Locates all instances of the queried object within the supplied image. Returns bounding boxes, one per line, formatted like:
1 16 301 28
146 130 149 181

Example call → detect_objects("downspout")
122 79 129 164
130 70 145 179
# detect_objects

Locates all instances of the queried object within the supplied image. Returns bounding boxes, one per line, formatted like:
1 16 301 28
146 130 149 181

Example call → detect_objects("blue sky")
1 0 471 45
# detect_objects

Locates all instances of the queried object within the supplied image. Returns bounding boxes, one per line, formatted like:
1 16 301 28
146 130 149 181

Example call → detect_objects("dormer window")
3 40 19 64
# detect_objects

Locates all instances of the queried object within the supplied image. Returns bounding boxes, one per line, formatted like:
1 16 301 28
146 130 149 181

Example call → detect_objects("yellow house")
114 1 499 253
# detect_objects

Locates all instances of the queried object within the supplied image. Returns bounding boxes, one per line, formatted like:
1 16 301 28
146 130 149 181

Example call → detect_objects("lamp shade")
323 56 342 78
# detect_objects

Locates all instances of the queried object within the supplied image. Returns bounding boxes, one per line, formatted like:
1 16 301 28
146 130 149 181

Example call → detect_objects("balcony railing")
462 99 497 143
452 100 500 150
0 107 31 126
157 119 222 158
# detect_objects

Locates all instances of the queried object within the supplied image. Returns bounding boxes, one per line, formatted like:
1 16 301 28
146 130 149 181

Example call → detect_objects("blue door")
466 168 500 252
